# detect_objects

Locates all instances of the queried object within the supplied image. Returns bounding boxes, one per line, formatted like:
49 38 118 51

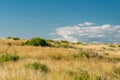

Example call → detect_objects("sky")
0 0 120 43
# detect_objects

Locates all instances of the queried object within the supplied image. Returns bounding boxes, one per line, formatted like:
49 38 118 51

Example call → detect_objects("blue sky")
0 0 120 43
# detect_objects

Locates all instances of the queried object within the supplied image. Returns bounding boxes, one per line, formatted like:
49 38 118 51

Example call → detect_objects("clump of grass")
94 76 102 80
51 55 63 61
0 53 19 62
73 51 103 59
103 53 109 56
66 67 90 80
25 62 50 73
65 70 75 76
74 68 90 80
76 42 83 44
59 43 74 48
66 69 105 80
8 42 12 46
60 40 69 43
113 66 120 78
109 44 116 48
108 57 120 62
102 47 106 50
118 44 120 48
73 51 91 58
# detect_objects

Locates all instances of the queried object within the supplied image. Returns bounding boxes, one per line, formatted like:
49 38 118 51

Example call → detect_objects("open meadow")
0 38 120 80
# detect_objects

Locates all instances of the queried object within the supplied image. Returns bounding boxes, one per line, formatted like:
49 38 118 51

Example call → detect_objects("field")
0 39 120 80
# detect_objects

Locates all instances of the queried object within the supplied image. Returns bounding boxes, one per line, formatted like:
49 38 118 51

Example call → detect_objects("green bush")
25 38 49 46
25 62 49 73
7 36 20 40
0 54 19 62
12 37 20 40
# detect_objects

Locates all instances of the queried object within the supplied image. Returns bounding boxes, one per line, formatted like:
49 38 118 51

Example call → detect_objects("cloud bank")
50 22 120 43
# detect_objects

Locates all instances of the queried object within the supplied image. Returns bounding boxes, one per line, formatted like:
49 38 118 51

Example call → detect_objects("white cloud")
79 22 95 26
50 22 120 43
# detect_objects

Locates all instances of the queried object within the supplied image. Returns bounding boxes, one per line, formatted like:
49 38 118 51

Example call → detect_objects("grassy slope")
0 39 120 80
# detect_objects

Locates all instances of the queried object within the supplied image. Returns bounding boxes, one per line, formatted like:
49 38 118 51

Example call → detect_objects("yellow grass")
0 39 120 80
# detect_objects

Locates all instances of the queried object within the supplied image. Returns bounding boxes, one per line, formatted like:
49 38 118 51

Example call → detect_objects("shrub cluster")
25 38 49 46
0 53 19 62
25 62 49 73
7 36 20 40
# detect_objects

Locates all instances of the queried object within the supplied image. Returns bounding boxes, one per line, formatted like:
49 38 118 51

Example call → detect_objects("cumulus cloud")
50 22 120 43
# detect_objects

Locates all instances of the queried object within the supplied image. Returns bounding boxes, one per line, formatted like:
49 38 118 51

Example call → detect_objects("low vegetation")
73 51 103 59
7 36 20 40
0 38 120 80
0 53 19 62
24 38 49 46
25 62 49 73
113 67 120 76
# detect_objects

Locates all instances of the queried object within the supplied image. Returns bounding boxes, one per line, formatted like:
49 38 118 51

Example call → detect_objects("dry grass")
0 39 120 80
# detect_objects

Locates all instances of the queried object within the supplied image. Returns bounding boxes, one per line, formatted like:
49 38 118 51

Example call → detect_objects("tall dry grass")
0 39 120 80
